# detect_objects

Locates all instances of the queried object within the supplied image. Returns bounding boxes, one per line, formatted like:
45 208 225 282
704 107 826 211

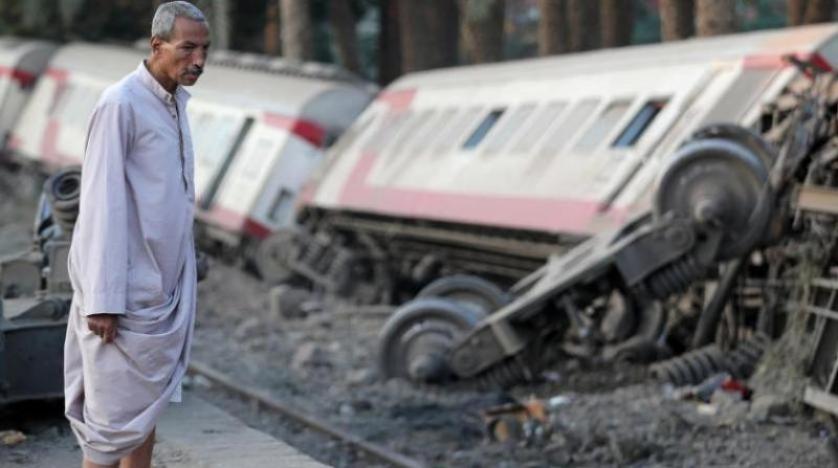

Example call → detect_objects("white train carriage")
8 42 374 252
0 38 55 151
294 24 838 292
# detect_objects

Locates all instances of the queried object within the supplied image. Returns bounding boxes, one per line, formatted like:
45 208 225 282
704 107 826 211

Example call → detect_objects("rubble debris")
291 342 331 371
482 395 572 445
0 430 26 446
749 394 792 422
269 285 319 320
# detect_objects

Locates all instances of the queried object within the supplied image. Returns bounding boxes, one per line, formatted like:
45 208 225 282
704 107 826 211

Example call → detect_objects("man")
63 2 210 467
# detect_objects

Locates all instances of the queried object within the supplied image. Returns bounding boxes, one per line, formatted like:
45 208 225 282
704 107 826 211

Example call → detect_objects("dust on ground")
1 166 836 467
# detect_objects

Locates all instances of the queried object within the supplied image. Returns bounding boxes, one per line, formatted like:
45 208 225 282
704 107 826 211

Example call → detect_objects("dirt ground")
1 165 837 467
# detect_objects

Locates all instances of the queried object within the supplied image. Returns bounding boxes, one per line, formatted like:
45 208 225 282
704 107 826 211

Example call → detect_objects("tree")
787 0 805 25
567 0 599 52
600 0 633 48
398 0 459 73
281 0 314 61
537 0 568 56
660 0 694 41
696 0 736 37
193 0 231 51
803 0 835 23
264 1 279 55
329 0 362 74
378 0 402 84
460 0 505 64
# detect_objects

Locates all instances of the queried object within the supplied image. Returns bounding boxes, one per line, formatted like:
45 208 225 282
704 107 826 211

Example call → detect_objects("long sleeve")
72 99 133 316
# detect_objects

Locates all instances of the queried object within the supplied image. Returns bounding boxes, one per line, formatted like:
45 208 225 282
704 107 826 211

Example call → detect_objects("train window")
573 99 632 153
484 104 536 154
413 108 454 156
389 109 435 157
511 102 567 153
431 108 466 153
362 111 411 153
539 99 599 155
203 115 239 166
462 108 505 150
612 99 668 148
268 187 295 223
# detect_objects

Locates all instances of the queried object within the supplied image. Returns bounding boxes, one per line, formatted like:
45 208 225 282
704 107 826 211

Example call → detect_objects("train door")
187 101 253 206
250 130 326 231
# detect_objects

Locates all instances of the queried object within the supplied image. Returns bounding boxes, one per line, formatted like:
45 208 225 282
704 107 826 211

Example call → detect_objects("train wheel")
378 298 482 383
416 275 509 315
255 228 297 284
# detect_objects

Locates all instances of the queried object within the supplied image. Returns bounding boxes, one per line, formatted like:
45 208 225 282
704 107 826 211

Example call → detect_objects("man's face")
153 17 210 87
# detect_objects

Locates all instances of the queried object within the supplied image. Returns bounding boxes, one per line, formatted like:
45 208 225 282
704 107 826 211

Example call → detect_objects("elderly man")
63 2 209 467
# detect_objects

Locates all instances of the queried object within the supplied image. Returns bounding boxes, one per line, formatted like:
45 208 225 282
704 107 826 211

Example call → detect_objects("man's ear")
150 36 162 55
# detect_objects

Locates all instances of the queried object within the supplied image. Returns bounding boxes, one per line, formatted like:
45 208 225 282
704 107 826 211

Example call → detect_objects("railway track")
187 361 425 468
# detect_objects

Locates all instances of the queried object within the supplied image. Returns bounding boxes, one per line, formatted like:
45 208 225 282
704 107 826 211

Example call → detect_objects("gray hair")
151 1 206 41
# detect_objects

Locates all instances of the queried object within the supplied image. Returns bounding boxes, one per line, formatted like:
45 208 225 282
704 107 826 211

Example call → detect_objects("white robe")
64 61 197 465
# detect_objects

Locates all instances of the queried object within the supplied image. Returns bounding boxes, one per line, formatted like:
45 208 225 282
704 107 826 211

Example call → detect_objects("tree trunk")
567 0 599 52
600 0 632 48
212 0 232 50
399 0 459 73
280 0 313 61
378 0 402 85
660 0 694 41
695 0 736 37
460 0 505 64
787 0 805 25
537 0 567 56
329 0 362 74
803 0 834 23
264 0 280 55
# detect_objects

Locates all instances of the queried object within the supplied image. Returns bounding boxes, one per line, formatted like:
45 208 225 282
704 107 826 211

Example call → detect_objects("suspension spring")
472 358 535 390
649 333 770 386
644 254 706 300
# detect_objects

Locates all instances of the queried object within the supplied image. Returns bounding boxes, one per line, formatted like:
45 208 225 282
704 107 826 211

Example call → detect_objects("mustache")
185 67 203 76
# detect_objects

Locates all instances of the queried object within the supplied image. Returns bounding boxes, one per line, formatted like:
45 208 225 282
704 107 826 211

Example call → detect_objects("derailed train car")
371 37 838 390
7 42 375 260
0 38 55 147
284 24 838 301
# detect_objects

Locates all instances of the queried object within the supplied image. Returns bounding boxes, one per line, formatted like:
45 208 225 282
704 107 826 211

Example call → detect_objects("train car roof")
48 42 375 115
390 24 838 89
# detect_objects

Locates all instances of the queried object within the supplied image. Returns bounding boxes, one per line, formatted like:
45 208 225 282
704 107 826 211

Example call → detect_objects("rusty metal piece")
482 396 553 444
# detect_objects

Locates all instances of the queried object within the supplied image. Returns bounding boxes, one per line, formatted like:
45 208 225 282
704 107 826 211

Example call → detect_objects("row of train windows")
362 97 668 157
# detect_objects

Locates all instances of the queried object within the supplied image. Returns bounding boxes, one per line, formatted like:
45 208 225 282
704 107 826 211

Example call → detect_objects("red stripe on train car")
202 205 273 240
744 52 833 72
45 67 69 82
0 66 37 88
338 152 628 236
262 112 326 148
377 89 415 111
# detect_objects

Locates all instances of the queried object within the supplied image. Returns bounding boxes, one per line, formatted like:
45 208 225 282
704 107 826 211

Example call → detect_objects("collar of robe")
137 60 191 107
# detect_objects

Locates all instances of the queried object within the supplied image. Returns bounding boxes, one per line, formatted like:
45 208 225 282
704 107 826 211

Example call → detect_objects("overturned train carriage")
7 42 375 261
288 24 838 301
377 49 838 389
0 38 55 149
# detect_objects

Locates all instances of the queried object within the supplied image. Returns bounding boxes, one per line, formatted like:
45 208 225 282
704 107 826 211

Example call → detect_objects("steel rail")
188 360 425 468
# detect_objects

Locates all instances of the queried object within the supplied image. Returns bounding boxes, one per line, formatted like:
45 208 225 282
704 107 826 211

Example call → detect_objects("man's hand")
87 314 119 343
